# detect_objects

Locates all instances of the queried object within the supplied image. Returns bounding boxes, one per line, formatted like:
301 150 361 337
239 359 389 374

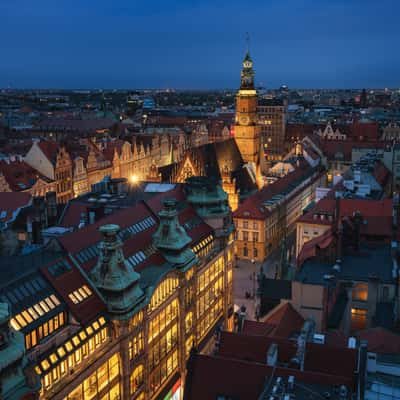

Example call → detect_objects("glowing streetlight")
130 174 139 184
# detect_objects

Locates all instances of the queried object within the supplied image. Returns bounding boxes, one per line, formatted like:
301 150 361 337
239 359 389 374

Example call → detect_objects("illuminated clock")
240 115 250 125
243 61 252 68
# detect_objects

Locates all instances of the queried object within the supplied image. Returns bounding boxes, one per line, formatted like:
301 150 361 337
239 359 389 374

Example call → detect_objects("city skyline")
1 0 400 89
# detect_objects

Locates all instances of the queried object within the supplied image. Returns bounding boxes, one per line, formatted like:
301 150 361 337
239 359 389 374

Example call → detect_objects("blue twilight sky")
1 0 399 89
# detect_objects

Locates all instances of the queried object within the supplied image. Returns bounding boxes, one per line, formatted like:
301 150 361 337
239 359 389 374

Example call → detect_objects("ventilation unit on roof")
313 333 325 344
347 337 356 349
287 376 295 391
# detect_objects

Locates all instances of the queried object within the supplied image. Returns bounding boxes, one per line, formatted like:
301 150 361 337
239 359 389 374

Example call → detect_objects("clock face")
240 115 250 125
244 61 252 68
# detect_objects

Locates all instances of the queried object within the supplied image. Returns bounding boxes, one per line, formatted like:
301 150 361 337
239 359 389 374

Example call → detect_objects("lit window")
352 283 368 302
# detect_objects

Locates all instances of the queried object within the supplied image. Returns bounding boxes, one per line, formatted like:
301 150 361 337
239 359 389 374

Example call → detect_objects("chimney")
357 340 368 400
291 318 315 371
267 343 278 366
78 212 87 229
236 305 247 333
45 191 57 224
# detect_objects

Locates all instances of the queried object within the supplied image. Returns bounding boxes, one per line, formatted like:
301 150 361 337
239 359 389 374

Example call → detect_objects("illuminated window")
185 312 193 333
68 285 93 304
149 278 179 311
129 331 144 360
130 365 144 394
352 283 368 302
351 308 367 331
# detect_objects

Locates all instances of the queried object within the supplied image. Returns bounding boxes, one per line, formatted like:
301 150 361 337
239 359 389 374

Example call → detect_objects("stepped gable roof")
0 159 52 191
356 327 400 354
158 138 258 194
133 134 154 151
65 142 90 162
102 139 125 161
37 140 59 165
234 161 317 220
0 192 32 226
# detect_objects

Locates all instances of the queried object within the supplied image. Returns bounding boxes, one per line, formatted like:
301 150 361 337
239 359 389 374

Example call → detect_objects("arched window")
130 364 144 394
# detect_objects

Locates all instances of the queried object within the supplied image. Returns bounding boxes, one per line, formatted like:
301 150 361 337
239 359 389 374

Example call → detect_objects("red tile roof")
297 228 334 267
0 192 32 224
0 160 51 191
37 141 59 165
185 330 359 400
349 121 379 141
234 163 321 220
218 331 358 382
57 190 213 273
243 303 305 339
298 198 393 237
41 256 106 325
357 327 400 354
242 320 276 336
58 202 90 228
184 353 356 400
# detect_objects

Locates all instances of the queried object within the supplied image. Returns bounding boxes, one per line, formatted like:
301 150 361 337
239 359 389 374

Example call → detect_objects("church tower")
234 51 261 165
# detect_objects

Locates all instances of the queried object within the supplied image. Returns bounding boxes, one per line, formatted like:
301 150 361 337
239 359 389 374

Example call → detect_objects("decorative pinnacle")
99 224 120 242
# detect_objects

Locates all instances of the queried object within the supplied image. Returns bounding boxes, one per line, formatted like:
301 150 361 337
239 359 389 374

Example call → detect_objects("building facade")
257 99 286 161
234 162 326 262
234 52 261 167
0 178 234 400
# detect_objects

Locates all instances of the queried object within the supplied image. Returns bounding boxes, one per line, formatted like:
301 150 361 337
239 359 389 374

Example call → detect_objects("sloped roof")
0 160 49 191
356 327 400 354
37 141 59 165
158 138 258 196
0 192 32 225
234 161 321 220
243 302 304 339
184 352 355 400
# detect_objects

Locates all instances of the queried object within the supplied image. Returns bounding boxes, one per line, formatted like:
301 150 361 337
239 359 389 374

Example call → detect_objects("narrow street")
233 231 296 320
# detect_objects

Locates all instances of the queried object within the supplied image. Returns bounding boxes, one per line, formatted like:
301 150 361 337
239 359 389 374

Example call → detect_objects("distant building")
258 98 286 160
233 160 326 262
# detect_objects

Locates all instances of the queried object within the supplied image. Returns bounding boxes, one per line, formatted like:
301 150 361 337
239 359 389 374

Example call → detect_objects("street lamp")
130 174 139 185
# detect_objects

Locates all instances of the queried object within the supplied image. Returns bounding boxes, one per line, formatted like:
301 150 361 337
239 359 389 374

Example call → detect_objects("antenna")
246 32 250 52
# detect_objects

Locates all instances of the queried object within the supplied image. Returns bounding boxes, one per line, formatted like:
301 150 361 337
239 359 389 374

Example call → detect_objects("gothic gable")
176 156 199 183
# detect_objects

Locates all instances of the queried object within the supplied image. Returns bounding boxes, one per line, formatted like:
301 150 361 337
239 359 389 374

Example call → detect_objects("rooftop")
296 244 395 285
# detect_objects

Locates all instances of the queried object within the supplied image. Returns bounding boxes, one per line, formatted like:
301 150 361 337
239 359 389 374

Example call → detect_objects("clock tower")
234 51 261 165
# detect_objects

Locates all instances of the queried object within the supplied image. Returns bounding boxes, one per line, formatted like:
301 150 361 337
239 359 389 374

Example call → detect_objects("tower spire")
246 32 250 53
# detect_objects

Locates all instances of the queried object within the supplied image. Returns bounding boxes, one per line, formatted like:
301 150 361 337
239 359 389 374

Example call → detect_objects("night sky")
1 0 399 89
